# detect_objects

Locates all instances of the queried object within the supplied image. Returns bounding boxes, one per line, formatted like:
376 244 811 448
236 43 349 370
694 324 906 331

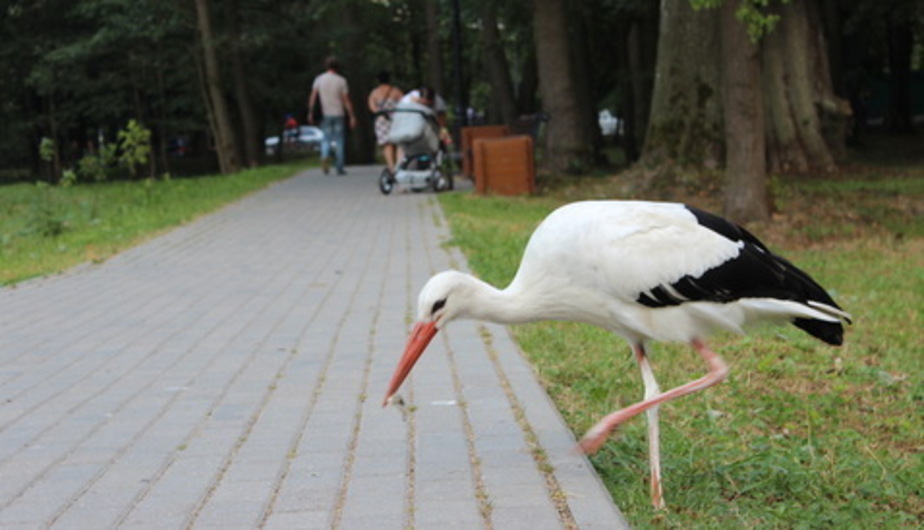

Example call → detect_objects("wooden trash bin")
461 125 509 179
473 135 535 195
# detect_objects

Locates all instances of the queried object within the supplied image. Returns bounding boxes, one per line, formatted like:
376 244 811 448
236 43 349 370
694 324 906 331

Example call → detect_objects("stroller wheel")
378 168 394 195
432 171 451 193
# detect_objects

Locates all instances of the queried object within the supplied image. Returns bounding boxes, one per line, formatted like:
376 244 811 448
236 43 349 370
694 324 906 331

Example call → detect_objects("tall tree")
339 1 376 165
533 0 595 173
194 0 240 174
479 0 518 127
569 3 605 164
617 8 659 164
227 0 260 168
640 0 852 218
721 0 769 222
641 0 723 173
885 10 915 134
516 46 539 116
425 0 444 94
761 0 847 173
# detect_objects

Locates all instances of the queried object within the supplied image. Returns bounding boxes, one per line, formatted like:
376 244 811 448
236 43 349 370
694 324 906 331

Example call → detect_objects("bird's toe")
578 426 615 454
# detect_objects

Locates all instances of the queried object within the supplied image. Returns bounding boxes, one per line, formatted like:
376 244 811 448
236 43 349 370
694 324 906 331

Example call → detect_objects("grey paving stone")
0 167 627 528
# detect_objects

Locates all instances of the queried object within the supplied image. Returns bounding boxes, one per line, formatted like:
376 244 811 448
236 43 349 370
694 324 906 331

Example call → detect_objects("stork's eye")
431 298 446 315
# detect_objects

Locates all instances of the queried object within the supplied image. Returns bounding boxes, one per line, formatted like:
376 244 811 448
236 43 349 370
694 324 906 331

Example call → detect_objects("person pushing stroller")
400 87 452 144
378 87 453 194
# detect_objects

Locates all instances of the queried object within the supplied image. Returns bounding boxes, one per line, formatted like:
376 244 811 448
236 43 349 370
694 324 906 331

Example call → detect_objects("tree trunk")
533 0 594 174
155 59 171 175
615 19 639 162
228 0 260 168
480 0 518 127
619 12 659 164
516 45 539 116
193 50 220 168
570 5 603 164
340 3 375 165
761 0 846 173
26 89 43 179
632 13 658 148
885 14 914 134
46 94 62 182
194 0 240 174
721 0 769 224
641 0 723 171
425 0 444 95
408 0 423 85
818 0 844 95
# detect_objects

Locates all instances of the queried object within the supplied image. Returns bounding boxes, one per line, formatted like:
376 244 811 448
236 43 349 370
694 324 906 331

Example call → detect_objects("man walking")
308 56 357 175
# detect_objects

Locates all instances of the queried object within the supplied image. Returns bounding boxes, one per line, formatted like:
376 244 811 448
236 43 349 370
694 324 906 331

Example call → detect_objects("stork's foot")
577 431 611 454
651 475 665 510
577 414 625 454
578 403 641 454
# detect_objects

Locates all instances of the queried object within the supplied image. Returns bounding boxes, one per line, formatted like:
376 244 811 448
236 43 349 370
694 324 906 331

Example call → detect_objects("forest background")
1 0 922 222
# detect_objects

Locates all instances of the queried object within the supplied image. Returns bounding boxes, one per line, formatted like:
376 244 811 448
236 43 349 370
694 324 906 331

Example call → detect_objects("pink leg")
634 344 665 509
579 339 729 457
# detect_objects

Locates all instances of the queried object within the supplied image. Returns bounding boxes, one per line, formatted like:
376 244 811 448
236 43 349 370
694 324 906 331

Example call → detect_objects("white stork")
383 200 851 509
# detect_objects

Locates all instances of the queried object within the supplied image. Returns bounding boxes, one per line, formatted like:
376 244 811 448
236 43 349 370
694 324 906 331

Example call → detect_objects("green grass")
438 168 923 528
0 161 312 285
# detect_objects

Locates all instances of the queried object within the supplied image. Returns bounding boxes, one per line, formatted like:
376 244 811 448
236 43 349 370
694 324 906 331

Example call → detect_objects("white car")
265 125 325 155
598 110 622 137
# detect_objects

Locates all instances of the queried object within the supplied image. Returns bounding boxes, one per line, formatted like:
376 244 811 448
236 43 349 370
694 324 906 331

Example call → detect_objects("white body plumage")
392 199 851 509
423 200 848 345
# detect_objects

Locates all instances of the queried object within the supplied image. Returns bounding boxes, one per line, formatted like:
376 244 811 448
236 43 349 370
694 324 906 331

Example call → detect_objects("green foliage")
39 137 57 162
735 0 784 41
75 143 118 183
690 0 787 42
117 119 152 178
59 121 150 184
1 0 205 171
59 169 77 188
437 166 923 527
23 182 70 238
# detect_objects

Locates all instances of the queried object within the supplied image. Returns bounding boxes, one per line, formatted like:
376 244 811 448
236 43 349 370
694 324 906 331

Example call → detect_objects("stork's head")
416 270 478 325
382 270 477 406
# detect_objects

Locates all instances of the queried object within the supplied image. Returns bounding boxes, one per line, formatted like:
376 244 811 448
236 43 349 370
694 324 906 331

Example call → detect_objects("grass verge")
438 167 922 528
0 161 311 285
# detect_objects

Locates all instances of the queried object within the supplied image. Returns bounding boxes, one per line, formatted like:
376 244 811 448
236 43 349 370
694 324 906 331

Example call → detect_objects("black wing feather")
635 205 846 345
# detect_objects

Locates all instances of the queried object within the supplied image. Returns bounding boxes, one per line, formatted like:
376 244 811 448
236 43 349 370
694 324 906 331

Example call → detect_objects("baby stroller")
379 101 453 194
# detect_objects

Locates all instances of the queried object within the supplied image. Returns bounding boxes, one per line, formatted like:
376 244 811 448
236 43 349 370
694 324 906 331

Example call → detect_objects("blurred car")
265 125 325 155
598 109 622 137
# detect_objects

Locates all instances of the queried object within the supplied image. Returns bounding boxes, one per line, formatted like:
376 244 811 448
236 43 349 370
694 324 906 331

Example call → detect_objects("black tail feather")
685 205 850 346
793 317 844 345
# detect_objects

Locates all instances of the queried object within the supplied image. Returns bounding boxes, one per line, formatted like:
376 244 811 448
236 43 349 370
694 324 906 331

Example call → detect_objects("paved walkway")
0 166 626 529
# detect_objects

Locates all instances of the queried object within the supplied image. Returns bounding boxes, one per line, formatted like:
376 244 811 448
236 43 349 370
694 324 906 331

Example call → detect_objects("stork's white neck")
457 275 566 326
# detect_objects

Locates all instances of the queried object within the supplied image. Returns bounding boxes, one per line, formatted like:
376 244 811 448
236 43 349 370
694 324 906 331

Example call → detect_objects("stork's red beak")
383 321 439 406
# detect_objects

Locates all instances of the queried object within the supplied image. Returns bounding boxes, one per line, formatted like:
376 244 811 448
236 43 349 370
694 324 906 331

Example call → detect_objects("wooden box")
461 125 509 179
473 135 535 196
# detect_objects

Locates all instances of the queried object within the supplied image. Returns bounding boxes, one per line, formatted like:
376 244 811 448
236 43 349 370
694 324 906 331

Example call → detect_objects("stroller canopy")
388 101 440 154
